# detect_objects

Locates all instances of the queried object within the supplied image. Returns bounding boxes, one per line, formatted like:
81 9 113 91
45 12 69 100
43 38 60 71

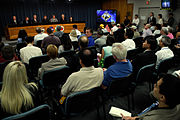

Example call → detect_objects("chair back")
42 66 70 88
157 57 174 74
16 43 27 53
133 37 143 48
104 55 116 68
0 61 11 82
2 104 50 120
63 87 100 116
71 41 79 50
36 40 43 48
108 74 134 97
126 48 139 61
29 55 50 79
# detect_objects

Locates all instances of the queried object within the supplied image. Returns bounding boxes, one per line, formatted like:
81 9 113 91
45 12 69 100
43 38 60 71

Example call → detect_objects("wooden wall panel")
102 0 133 24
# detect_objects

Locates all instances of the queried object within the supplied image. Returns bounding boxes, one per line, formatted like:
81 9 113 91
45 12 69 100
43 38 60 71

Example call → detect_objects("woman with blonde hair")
0 61 38 119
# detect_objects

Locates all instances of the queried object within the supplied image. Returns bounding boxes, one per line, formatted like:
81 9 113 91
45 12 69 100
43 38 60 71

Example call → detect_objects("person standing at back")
147 12 156 26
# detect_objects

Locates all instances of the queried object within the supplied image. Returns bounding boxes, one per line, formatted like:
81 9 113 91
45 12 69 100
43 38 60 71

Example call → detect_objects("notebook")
109 106 131 117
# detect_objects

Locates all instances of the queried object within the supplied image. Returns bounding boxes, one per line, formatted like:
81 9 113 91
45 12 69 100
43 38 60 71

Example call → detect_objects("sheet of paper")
109 106 131 117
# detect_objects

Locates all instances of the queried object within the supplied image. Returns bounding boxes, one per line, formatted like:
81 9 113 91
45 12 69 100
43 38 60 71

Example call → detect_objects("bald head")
79 36 89 49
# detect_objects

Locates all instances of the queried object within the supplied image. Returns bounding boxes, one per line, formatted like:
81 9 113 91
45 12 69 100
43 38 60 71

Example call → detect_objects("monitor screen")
97 10 117 23
161 0 171 9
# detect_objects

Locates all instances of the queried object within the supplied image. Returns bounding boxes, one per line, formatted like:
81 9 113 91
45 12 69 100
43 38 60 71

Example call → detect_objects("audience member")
49 15 58 23
157 14 163 26
156 27 168 44
155 36 174 68
122 73 180 120
61 48 103 96
17 29 28 44
101 35 115 60
130 25 140 39
41 28 61 51
153 24 161 36
124 16 131 27
34 27 48 45
42 15 49 24
142 24 152 38
147 12 156 26
73 25 81 36
168 13 175 27
58 33 74 54
38 44 67 79
69 30 78 42
111 22 118 34
132 14 140 27
167 27 174 39
78 36 89 50
122 29 136 51
0 61 38 119
102 43 132 89
132 36 157 74
20 37 42 64
60 14 67 23
54 25 64 38
95 29 107 53
85 28 95 47
113 23 125 42
31 14 38 24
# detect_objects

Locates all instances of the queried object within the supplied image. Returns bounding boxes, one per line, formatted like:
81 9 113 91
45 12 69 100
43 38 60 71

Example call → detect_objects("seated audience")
132 36 157 74
85 28 95 47
17 29 27 44
130 25 140 39
167 27 174 39
102 43 133 89
73 25 81 36
132 14 140 27
95 29 107 53
58 33 74 54
20 37 42 64
153 24 161 36
34 27 48 45
54 25 64 38
155 36 174 69
49 15 58 23
156 27 168 44
122 73 180 120
38 44 67 79
41 28 61 52
61 48 103 96
111 22 118 34
78 36 89 51
157 14 163 26
176 23 180 39
124 16 131 27
122 29 136 51
113 23 125 42
69 30 78 42
0 61 38 119
142 24 152 38
101 35 115 60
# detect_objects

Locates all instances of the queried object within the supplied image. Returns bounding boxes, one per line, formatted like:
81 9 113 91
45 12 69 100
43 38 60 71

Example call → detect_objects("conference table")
5 22 86 40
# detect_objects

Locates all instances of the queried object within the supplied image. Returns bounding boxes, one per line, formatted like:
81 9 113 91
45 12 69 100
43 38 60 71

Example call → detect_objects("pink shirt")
167 33 174 39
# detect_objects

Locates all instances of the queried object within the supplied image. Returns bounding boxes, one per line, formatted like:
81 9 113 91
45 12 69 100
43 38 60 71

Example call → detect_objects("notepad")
109 106 131 117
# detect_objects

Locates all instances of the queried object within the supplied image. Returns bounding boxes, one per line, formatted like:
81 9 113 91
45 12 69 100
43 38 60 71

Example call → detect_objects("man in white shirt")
142 24 152 38
61 48 103 96
34 27 48 45
122 29 136 51
132 14 140 27
20 37 42 64
155 36 174 69
111 22 118 34
73 25 81 36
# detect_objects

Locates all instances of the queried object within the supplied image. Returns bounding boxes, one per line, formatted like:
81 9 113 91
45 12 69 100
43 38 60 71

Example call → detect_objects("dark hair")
73 25 77 29
158 73 180 107
18 29 27 41
61 33 72 51
151 12 154 16
169 13 173 16
2 45 15 60
86 28 93 34
36 27 42 34
83 27 87 33
156 24 162 30
0 42 4 53
97 29 103 36
25 37 34 44
135 14 138 17
47 28 53 34
78 36 89 49
146 36 157 50
125 29 134 39
106 35 115 46
56 26 61 31
158 14 162 18
79 48 94 67
120 23 125 29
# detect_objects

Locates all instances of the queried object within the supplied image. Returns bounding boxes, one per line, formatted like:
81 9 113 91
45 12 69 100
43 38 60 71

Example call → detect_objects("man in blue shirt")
85 28 95 47
102 43 133 89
